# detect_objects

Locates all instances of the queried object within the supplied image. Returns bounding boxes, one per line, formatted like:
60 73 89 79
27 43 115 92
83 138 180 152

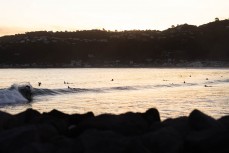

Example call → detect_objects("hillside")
0 20 228 67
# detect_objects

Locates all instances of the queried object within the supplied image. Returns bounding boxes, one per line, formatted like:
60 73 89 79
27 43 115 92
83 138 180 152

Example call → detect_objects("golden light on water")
0 68 228 120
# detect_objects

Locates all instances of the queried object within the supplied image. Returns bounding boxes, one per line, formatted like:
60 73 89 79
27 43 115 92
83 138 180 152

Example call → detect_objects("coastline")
0 60 229 69
0 108 228 153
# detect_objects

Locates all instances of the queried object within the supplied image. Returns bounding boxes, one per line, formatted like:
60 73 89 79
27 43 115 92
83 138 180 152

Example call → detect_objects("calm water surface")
0 68 228 119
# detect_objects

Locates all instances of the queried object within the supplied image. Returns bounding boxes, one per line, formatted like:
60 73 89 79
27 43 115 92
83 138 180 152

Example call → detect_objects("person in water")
38 82 41 86
19 85 32 102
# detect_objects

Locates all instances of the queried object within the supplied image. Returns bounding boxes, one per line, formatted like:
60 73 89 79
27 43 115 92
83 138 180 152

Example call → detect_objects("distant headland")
0 19 228 68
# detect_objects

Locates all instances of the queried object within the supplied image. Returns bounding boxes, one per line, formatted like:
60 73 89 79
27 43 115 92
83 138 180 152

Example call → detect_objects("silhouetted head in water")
18 85 32 102
38 82 41 86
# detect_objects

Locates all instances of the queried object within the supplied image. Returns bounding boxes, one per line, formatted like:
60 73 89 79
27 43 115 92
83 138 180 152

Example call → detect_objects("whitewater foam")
0 88 28 104
0 82 33 104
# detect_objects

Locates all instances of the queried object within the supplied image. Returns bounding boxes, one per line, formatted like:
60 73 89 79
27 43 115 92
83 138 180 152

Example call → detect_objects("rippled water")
0 68 228 119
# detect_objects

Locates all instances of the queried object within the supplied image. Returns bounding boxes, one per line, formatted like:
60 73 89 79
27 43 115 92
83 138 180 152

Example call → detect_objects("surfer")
18 85 32 102
38 82 41 86
111 79 114 81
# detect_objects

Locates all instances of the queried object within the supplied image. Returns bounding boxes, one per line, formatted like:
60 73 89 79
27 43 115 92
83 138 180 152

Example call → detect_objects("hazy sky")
0 0 228 36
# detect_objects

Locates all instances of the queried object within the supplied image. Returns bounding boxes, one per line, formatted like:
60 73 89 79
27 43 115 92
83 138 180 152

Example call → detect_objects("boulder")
4 108 41 129
68 111 94 125
12 143 55 153
70 112 148 136
36 113 69 134
162 116 189 137
50 136 84 153
188 109 223 131
141 127 183 153
0 124 58 153
45 109 94 126
185 128 229 153
45 109 69 119
79 129 128 153
0 111 13 131
218 115 229 129
141 108 161 125
124 139 152 153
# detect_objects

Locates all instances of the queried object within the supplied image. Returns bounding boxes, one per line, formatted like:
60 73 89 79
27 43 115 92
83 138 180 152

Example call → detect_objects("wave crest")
0 82 33 104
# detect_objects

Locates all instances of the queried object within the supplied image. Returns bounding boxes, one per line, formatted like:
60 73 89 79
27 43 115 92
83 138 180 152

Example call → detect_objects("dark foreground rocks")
0 108 228 153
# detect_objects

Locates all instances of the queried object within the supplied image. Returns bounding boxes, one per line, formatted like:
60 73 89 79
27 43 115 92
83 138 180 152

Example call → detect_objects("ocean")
0 68 228 120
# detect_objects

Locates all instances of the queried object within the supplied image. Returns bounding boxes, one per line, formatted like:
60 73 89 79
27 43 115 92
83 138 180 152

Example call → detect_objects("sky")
0 0 228 36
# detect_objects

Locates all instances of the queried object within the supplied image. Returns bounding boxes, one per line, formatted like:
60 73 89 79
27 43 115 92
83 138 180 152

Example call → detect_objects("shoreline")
0 60 229 69
0 108 228 152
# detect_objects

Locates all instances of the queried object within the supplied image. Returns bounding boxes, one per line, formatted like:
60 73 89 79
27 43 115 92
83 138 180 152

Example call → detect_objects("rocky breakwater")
0 108 228 153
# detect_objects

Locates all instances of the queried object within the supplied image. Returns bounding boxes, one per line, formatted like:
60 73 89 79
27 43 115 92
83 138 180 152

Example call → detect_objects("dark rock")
51 136 84 153
35 113 68 134
218 115 229 129
188 109 223 131
0 108 229 152
0 111 13 131
4 108 41 129
141 127 183 153
185 128 229 153
79 129 128 153
17 108 41 122
141 108 161 125
0 124 58 153
162 116 189 137
68 111 94 125
45 109 94 126
46 109 69 119
148 121 163 132
124 139 152 153
12 143 56 153
70 112 148 136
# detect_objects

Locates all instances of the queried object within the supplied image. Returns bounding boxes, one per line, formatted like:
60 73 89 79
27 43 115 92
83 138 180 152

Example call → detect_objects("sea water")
0 68 228 119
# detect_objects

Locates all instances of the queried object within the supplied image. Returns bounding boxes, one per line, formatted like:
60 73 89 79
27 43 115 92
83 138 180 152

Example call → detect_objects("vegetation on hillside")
0 19 228 67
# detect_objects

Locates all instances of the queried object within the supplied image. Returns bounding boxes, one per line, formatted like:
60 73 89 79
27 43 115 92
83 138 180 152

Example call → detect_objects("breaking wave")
0 83 33 104
0 78 227 105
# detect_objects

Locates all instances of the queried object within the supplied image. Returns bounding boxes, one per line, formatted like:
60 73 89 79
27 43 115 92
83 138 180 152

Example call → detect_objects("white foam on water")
0 88 28 104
